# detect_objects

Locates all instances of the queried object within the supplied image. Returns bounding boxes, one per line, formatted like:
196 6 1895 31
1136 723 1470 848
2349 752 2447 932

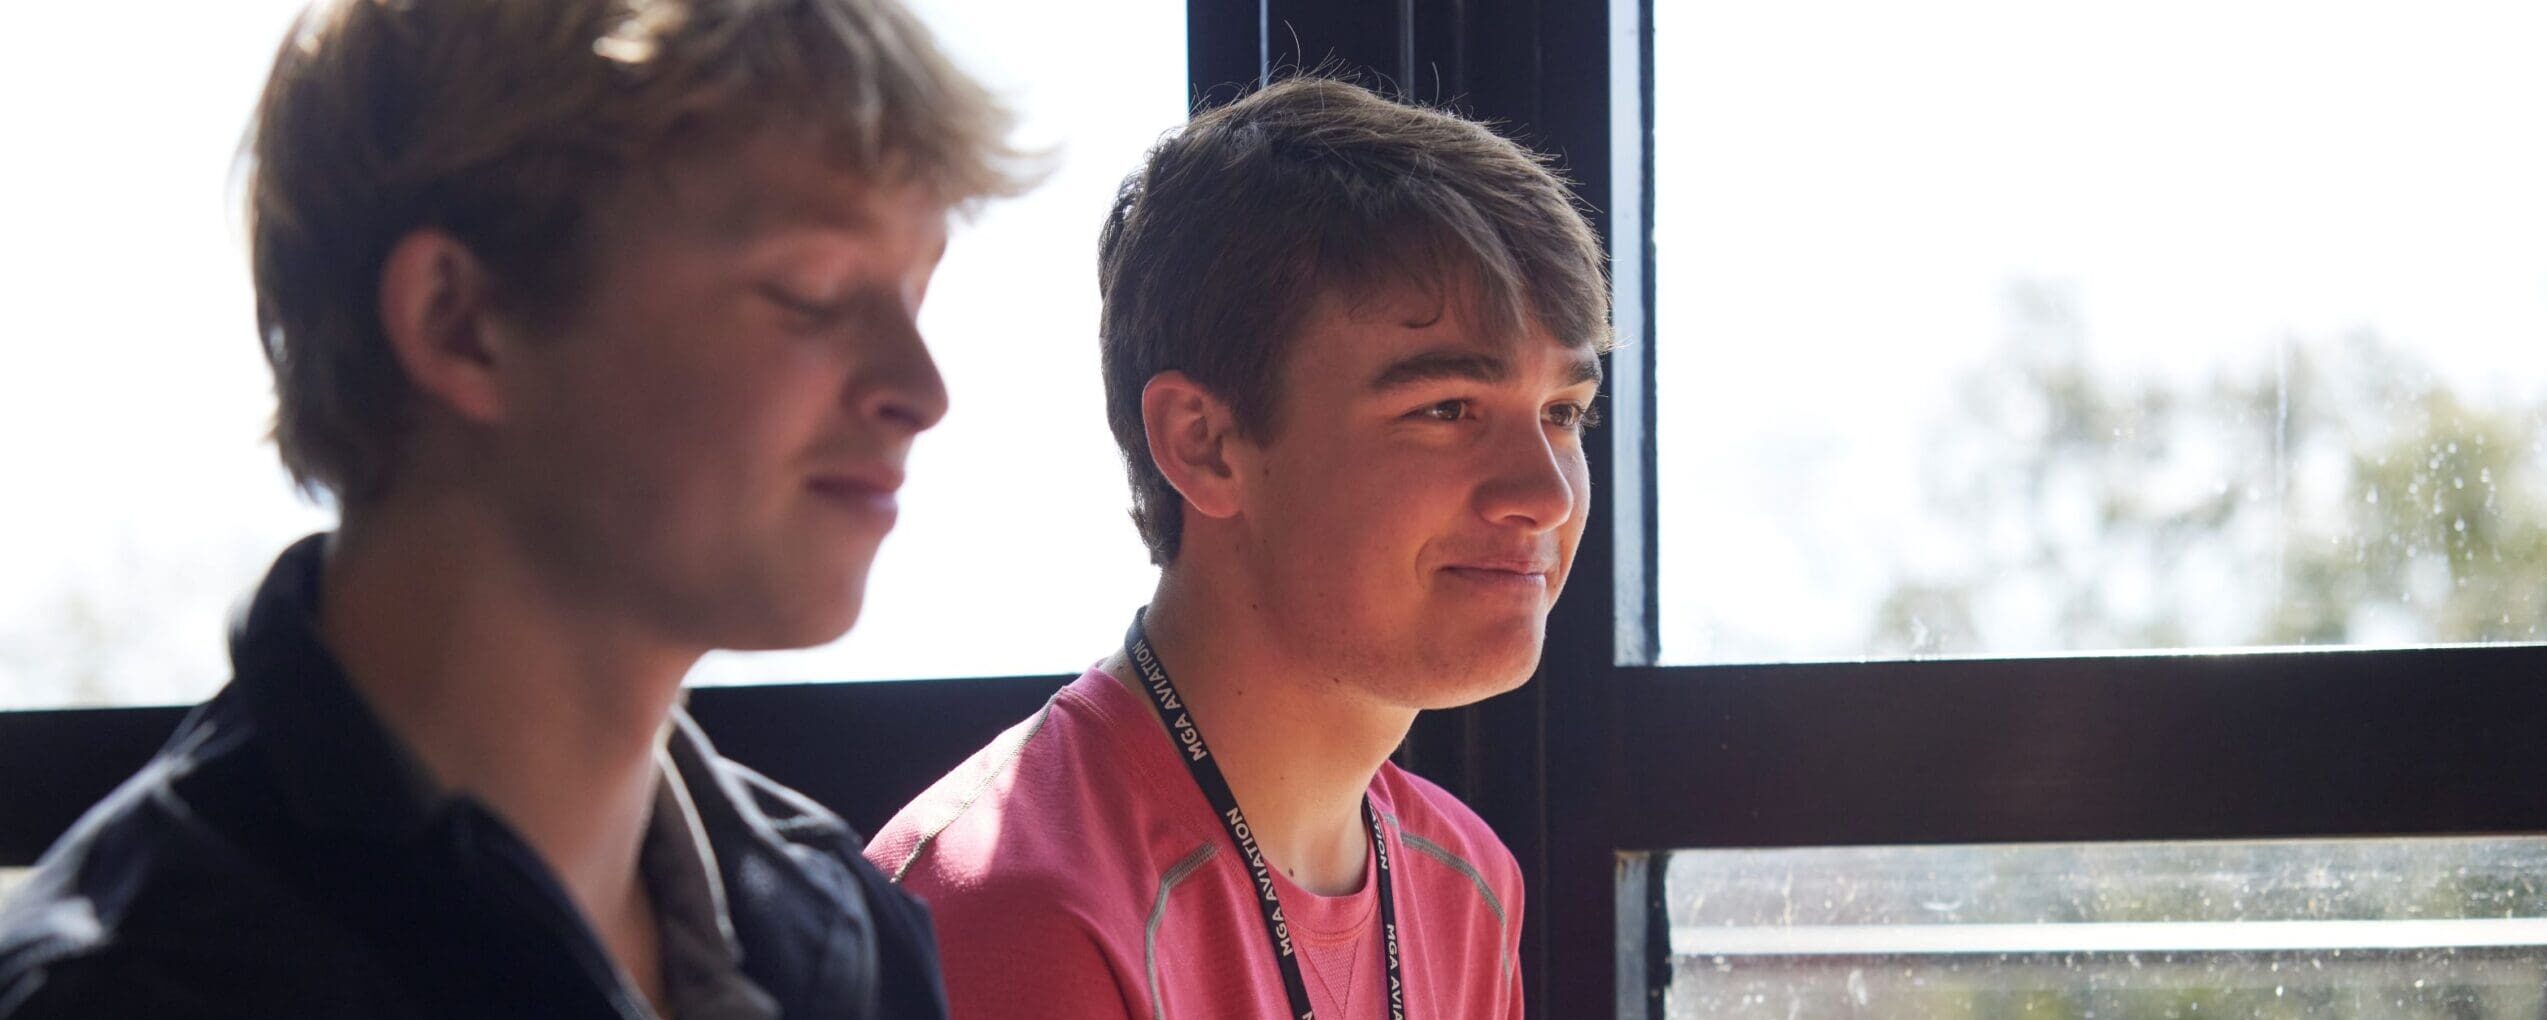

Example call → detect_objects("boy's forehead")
1313 279 1605 371
1283 286 1602 399
707 179 880 239
636 128 915 241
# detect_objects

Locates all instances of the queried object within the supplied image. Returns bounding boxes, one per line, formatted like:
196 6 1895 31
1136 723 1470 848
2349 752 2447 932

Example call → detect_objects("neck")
1109 570 1417 896
318 499 690 1003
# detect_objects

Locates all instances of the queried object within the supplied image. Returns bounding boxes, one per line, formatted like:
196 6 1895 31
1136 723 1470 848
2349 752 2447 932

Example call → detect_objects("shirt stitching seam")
886 696 1059 884
1146 841 1221 1020
1398 827 1514 978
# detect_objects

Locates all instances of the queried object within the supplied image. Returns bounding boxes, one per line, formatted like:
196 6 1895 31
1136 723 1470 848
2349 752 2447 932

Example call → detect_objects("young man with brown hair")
867 76 1610 1019
0 1 1024 1016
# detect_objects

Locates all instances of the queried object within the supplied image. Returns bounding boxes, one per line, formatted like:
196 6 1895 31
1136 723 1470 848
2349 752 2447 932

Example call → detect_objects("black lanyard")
1125 610 1405 1020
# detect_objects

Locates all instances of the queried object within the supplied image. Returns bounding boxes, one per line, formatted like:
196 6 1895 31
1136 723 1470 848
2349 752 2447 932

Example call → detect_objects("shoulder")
865 697 1157 1020
883 828 1152 1020
1 946 230 1020
0 941 389 1020
865 695 1065 882
1377 764 1520 875
870 678 1185 906
1373 763 1525 921
2 905 397 1020
865 680 1201 995
2 715 316 1005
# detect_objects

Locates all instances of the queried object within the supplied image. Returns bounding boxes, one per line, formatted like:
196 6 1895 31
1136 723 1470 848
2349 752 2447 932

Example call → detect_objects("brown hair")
250 0 1029 505
1098 75 1612 565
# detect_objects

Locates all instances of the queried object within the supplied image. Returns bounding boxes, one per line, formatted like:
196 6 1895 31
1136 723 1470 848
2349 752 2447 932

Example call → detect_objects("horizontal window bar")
1674 918 2547 957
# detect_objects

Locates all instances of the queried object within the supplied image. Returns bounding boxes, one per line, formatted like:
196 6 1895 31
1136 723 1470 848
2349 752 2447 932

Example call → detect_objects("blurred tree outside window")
1653 0 2547 664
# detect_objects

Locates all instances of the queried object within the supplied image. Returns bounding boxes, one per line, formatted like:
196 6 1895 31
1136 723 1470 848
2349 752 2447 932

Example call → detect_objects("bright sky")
1653 0 2547 663
0 0 1181 708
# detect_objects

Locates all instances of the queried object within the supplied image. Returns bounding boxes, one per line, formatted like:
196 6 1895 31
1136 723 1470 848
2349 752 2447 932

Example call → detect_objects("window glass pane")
1652 0 2547 663
691 0 1179 686
0 1 334 711
1660 837 2547 1019
0 1 1181 709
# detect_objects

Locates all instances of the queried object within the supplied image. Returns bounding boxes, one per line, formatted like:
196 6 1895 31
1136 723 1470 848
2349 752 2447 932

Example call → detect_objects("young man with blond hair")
868 76 1611 1019
0 0 1023 1016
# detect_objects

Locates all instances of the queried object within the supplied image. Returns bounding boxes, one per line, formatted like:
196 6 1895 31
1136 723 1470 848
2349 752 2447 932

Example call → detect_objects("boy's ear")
1141 371 1245 521
377 229 508 424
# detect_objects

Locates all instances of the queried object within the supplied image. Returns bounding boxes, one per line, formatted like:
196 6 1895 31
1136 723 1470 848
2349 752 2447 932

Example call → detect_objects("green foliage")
1871 282 2547 655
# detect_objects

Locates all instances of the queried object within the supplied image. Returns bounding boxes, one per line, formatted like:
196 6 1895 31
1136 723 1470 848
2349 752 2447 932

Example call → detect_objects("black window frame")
11 4 2547 1020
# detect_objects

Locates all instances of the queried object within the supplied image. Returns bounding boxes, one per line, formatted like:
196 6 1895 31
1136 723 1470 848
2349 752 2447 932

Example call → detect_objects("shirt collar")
642 739 780 1020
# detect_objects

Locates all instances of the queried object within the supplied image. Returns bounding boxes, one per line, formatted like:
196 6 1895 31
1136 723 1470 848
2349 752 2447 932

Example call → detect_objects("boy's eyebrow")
1563 349 1604 387
1367 347 1607 392
1368 350 1510 391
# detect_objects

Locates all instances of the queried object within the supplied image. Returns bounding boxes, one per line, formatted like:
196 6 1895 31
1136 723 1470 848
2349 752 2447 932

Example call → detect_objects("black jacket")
0 535 948 1019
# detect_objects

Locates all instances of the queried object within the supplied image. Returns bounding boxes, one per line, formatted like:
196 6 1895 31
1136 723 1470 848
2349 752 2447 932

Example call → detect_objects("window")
1575 0 2547 1014
1661 837 2547 1019
0 0 1185 709
1652 0 2547 663
0 0 332 711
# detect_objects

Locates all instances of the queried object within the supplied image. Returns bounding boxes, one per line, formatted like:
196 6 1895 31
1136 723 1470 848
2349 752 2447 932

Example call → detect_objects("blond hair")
249 0 1029 504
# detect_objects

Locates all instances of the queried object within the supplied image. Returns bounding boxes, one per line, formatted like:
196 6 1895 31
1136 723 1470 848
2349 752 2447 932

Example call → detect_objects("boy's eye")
762 285 832 322
764 284 905 336
1420 400 1470 422
1547 401 1602 430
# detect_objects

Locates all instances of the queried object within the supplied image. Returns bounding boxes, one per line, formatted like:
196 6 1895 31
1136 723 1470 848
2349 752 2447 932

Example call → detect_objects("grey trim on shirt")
887 700 1058 884
1144 841 1221 1020
1388 814 1513 979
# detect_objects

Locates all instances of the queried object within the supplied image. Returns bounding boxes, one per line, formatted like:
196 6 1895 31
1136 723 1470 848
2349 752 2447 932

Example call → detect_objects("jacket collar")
224 532 446 842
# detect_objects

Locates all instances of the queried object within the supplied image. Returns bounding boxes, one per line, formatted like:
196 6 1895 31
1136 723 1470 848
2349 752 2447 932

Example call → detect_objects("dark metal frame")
10 4 2547 1020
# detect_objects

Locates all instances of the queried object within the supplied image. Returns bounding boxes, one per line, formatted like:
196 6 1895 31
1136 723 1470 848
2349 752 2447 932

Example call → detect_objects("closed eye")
762 284 908 338
761 284 836 327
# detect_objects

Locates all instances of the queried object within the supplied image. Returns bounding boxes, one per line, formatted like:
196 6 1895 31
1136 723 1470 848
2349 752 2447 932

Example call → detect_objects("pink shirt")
867 668 1525 1020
